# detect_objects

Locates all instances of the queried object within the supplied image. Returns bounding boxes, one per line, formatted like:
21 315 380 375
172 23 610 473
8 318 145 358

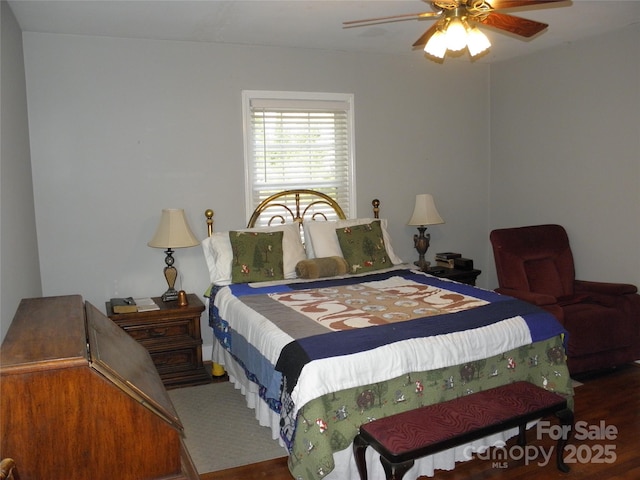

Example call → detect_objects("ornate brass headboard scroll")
247 189 347 228
205 190 380 237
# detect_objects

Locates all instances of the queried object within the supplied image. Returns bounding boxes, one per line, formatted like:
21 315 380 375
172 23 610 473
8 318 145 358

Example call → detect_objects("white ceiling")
7 0 640 63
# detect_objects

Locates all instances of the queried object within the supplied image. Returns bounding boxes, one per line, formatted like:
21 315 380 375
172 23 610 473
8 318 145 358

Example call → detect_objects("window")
242 91 355 225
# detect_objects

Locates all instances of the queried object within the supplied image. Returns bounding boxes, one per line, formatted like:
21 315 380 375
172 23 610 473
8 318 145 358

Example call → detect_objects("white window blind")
243 91 355 224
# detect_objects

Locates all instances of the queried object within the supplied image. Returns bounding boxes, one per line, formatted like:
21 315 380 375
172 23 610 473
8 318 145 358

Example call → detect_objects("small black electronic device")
454 257 474 270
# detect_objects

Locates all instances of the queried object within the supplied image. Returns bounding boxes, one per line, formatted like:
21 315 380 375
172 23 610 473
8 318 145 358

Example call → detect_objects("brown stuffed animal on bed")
295 256 349 279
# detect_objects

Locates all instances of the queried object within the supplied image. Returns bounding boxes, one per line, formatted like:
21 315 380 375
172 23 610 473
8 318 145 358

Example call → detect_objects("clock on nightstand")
106 294 211 389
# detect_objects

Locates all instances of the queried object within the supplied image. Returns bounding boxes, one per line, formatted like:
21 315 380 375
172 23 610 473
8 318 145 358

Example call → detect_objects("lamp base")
413 226 431 272
162 288 179 302
161 249 179 302
414 259 431 271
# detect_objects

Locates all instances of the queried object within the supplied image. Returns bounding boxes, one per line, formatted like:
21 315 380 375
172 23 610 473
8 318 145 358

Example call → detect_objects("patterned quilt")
209 269 573 480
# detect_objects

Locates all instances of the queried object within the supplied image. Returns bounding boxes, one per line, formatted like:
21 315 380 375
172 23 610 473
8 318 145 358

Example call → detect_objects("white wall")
12 23 640 358
0 0 41 342
21 33 490 351
489 24 640 288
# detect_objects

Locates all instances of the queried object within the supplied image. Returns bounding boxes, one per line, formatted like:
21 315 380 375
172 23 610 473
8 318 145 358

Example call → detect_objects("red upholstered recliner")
490 224 640 375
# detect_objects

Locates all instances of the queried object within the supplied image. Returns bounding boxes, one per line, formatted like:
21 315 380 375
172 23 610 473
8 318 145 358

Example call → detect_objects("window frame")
242 90 356 223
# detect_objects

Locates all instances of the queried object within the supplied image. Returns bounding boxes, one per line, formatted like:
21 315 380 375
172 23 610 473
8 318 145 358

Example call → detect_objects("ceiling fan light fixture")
467 26 491 57
345 0 565 62
424 29 447 58
445 16 467 51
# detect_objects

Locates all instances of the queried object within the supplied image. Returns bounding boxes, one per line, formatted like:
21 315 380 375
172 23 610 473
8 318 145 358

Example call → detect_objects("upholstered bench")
353 381 573 480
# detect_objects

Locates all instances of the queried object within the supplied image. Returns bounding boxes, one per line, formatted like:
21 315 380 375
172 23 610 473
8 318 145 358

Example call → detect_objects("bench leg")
555 408 574 473
353 434 369 480
380 456 414 480
517 424 527 446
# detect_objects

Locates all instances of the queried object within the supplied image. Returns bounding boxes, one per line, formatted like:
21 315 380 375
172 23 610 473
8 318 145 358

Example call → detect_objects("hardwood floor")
200 363 640 480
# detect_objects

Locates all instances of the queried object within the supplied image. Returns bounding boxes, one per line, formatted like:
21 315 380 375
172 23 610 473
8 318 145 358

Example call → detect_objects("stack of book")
135 297 161 312
435 252 461 269
110 297 160 313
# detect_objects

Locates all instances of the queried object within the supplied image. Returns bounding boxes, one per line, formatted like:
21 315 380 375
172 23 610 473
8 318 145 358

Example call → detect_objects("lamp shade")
424 29 447 58
148 209 199 249
467 26 491 57
408 194 445 226
445 16 467 52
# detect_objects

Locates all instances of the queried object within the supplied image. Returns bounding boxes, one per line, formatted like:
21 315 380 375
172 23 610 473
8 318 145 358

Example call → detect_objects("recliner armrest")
495 288 564 322
495 288 557 306
574 280 638 296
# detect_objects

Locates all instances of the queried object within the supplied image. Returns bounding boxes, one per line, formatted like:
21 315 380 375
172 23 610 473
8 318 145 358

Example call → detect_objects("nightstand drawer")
121 318 195 342
151 346 200 371
150 344 211 388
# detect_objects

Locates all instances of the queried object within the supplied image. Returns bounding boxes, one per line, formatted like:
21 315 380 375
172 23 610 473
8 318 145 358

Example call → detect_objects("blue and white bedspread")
209 268 568 423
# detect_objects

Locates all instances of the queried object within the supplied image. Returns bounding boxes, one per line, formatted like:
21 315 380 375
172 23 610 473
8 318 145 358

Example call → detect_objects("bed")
201 190 573 480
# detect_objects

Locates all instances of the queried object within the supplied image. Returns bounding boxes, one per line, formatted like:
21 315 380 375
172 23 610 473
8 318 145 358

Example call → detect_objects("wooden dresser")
0 295 198 480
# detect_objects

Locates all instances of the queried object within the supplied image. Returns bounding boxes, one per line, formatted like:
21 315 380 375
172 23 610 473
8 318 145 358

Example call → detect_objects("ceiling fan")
344 0 567 59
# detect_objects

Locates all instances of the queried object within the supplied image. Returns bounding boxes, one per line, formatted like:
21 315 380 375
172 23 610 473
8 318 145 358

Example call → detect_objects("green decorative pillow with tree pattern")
229 230 284 283
335 221 390 274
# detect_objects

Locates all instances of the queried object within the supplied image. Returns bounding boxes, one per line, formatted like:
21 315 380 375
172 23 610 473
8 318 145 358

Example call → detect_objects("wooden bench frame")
353 381 573 480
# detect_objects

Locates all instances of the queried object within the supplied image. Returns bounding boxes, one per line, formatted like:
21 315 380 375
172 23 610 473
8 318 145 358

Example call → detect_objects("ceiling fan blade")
412 23 441 48
343 11 440 27
476 0 565 10
475 11 549 37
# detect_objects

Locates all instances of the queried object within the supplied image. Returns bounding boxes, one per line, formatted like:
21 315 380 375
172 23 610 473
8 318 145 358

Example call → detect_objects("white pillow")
202 223 306 285
304 218 404 265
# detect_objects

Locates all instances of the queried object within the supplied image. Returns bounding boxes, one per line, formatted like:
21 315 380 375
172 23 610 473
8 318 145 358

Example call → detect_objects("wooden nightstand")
427 267 482 286
106 294 210 389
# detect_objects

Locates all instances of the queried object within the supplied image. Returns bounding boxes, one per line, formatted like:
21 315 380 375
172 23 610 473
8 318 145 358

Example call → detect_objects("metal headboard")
205 189 380 237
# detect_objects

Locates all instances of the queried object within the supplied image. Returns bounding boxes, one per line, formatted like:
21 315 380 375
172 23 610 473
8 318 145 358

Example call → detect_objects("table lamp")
148 208 199 301
407 194 444 270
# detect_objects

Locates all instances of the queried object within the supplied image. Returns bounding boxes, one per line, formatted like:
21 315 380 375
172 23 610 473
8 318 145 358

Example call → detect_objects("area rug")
168 381 286 474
